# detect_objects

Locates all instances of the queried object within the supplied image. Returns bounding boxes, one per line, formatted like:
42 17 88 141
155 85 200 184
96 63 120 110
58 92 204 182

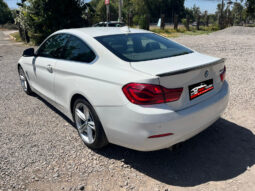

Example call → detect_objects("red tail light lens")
162 86 183 102
220 66 226 82
122 83 183 105
148 133 173 138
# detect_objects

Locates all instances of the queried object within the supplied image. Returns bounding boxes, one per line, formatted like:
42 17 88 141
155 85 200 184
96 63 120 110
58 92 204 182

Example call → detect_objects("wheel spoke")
84 107 90 120
78 122 87 133
24 80 27 89
19 71 27 91
20 75 25 80
87 126 94 143
75 108 86 121
88 121 95 130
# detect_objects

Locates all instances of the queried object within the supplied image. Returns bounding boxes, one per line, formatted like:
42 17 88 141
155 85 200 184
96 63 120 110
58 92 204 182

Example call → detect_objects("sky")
4 0 226 14
185 0 224 14
4 0 20 9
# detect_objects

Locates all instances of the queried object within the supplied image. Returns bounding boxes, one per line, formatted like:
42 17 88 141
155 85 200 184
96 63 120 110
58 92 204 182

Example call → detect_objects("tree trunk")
186 15 190 30
219 0 224 29
218 15 221 28
206 15 209 27
146 14 150 30
128 12 131 26
160 14 165 30
140 14 150 30
24 29 30 43
17 24 24 41
174 14 178 30
196 14 200 30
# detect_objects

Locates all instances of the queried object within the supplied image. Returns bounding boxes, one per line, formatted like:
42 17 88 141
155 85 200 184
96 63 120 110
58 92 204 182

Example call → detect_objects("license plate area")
189 79 214 100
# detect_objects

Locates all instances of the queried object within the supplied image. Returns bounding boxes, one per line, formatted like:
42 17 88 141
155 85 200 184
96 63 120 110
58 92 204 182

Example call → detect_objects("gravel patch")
211 26 255 36
0 27 255 191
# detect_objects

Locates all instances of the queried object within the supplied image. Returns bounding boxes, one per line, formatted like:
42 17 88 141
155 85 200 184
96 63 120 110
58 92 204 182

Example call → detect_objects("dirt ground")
0 26 255 191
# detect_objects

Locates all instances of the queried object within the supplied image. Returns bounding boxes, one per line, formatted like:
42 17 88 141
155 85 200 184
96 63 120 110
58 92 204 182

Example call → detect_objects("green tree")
185 8 193 21
215 0 233 29
90 0 119 23
131 0 150 29
131 0 185 29
246 0 255 18
0 0 13 25
191 5 201 20
216 2 225 29
16 0 88 44
190 5 201 29
232 2 244 25
203 11 209 26
90 0 186 28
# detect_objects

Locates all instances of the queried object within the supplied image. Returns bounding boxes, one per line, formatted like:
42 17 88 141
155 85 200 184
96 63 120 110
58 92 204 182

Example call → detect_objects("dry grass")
10 32 23 42
150 25 219 38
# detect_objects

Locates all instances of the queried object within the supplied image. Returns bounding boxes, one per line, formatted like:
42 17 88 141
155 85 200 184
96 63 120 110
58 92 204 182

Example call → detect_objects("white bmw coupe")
18 27 229 151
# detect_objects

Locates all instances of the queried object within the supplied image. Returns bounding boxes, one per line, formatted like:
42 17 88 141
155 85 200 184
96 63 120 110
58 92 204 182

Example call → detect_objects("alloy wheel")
19 68 28 92
74 103 96 144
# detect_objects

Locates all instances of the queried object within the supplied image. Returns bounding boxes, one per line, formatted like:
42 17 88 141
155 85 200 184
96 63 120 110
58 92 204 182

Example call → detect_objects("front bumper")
96 81 229 151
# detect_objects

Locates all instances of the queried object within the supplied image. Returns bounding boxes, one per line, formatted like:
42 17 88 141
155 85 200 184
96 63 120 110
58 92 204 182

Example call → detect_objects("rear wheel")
73 98 108 149
18 66 33 95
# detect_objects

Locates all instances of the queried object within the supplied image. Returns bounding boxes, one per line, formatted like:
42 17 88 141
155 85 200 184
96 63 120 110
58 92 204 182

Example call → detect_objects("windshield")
95 33 193 62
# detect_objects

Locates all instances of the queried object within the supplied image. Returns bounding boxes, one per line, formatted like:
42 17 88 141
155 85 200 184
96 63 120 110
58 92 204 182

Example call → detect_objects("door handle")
47 64 53 73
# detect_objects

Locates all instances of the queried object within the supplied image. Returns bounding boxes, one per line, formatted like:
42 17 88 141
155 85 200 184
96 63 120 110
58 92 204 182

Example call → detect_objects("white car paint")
18 27 229 151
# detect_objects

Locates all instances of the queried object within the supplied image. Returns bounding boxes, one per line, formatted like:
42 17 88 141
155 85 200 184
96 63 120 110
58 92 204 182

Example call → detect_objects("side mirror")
23 48 35 57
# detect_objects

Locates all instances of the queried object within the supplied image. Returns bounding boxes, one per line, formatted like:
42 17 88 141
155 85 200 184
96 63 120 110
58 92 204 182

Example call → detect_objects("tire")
73 98 108 149
18 66 33 95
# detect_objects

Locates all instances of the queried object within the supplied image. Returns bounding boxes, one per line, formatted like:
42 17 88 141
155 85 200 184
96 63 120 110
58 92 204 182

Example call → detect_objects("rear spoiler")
157 58 225 77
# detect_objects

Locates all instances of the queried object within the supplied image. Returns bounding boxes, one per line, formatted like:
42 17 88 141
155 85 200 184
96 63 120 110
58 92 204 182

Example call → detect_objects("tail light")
122 83 183 105
148 133 173 138
220 66 226 82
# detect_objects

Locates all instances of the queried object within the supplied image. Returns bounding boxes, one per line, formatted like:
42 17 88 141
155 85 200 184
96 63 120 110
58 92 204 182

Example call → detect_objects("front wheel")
73 98 108 149
18 66 33 95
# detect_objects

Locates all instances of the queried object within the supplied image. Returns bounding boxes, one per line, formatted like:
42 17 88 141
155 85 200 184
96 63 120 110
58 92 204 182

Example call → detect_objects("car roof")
58 27 152 38
107 21 124 23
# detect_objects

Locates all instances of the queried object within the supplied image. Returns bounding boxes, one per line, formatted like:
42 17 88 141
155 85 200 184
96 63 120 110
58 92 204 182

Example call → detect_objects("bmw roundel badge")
204 70 209 78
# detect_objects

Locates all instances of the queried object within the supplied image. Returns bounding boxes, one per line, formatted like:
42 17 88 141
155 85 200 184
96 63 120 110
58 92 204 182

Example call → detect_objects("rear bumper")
96 81 229 151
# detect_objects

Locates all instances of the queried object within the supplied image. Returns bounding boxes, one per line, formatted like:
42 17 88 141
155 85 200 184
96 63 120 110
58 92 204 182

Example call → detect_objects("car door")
54 35 96 113
32 34 69 103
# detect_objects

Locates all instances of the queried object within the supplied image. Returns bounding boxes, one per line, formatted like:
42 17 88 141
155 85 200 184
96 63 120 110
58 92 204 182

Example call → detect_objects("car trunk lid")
130 52 225 110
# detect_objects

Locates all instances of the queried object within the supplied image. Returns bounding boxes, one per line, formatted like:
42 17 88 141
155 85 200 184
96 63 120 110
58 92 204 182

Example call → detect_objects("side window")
63 36 96 63
37 34 69 58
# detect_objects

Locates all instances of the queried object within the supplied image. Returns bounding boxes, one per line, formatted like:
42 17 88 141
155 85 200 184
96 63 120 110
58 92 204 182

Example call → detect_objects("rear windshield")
95 33 193 62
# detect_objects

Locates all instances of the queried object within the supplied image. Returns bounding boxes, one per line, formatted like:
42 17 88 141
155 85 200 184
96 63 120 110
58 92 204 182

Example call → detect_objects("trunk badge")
204 70 209 78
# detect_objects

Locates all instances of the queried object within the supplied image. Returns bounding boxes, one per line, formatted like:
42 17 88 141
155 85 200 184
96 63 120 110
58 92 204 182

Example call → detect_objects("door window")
37 34 69 59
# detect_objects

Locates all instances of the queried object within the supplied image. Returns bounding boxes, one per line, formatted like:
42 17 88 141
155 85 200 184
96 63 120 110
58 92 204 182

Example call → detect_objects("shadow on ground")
96 118 255 187
34 94 255 187
33 94 75 127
